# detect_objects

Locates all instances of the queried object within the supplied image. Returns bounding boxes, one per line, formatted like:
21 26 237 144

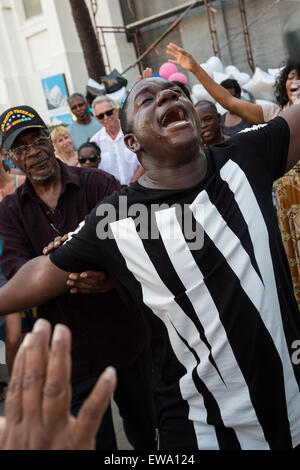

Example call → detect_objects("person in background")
77 142 101 169
195 100 227 147
50 126 78 167
219 78 252 136
67 93 102 151
91 95 144 185
167 42 300 309
0 155 25 394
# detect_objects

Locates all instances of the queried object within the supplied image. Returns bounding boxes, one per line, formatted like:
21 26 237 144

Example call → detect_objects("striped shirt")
51 117 300 450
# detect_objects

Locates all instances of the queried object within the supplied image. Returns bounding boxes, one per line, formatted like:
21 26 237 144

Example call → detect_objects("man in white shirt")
90 95 144 185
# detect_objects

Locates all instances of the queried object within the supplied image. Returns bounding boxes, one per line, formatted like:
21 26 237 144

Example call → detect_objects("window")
23 0 43 19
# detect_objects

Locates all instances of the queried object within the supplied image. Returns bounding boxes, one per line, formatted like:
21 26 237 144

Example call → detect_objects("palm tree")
69 0 105 83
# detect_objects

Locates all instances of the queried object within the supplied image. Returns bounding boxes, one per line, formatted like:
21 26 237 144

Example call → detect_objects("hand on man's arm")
0 319 116 450
43 236 116 294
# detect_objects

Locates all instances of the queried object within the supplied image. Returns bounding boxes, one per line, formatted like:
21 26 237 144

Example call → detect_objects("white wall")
0 0 90 124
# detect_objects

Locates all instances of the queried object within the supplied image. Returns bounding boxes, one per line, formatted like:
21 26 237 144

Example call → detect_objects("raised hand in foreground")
0 319 116 450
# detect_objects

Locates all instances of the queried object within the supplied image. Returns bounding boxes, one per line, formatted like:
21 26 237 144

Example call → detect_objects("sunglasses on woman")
95 108 114 120
78 154 99 164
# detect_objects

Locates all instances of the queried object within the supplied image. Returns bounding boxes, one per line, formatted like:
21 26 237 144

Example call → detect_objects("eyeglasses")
9 136 51 160
95 109 114 120
78 154 100 164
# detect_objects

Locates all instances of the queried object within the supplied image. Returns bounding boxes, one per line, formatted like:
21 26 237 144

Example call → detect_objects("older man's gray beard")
30 165 56 182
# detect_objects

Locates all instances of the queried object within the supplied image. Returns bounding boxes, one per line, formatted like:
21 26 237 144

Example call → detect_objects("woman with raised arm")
167 42 300 308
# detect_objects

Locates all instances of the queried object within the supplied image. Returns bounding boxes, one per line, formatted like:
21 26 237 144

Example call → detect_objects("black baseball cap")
0 105 48 151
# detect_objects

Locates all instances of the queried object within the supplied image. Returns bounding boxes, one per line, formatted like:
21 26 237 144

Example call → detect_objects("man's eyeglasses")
95 109 114 120
9 136 51 160
78 154 99 164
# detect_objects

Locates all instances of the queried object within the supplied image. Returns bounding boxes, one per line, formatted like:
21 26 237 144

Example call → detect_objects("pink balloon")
159 62 178 79
168 72 188 86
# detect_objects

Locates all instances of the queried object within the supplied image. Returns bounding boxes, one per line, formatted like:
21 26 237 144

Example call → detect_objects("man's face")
10 128 56 182
196 105 221 146
69 97 89 122
125 78 201 163
94 101 118 130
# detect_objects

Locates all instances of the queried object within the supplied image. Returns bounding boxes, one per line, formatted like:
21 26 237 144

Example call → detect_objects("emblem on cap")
1 109 35 133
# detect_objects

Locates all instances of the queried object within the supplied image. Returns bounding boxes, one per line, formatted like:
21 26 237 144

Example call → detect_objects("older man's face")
10 129 56 182
94 101 118 130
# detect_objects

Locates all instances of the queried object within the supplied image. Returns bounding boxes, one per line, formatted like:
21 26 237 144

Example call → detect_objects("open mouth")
160 106 189 128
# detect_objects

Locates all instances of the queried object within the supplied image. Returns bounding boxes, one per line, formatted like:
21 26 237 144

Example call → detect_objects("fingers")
4 336 27 424
67 271 108 293
22 320 51 421
42 324 71 430
43 235 68 255
73 367 117 449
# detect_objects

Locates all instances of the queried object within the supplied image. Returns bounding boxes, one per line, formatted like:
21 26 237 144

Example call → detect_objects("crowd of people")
0 40 299 451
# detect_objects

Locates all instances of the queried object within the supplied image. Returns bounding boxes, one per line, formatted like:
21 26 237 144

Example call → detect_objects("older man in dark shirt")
0 106 155 450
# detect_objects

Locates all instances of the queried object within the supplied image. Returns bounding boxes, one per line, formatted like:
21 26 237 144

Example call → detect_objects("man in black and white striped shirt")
1 77 300 450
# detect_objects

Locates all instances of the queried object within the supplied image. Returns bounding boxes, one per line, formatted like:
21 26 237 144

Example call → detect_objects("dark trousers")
71 349 156 450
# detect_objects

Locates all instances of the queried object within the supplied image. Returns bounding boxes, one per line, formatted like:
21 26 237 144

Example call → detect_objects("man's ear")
124 133 141 154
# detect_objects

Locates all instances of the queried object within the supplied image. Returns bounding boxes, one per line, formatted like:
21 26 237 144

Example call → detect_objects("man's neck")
29 161 62 197
105 122 120 140
139 152 207 190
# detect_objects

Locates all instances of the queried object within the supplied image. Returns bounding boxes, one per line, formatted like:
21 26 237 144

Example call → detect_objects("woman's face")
285 69 300 103
54 134 74 153
78 146 100 169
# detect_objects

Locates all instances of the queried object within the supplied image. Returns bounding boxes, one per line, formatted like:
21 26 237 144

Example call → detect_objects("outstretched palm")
166 43 197 72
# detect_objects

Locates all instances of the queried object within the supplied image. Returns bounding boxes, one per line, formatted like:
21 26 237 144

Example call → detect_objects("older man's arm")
0 255 70 316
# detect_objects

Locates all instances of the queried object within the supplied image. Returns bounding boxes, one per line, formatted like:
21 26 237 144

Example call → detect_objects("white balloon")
201 62 214 77
243 67 276 101
192 84 216 104
206 56 224 73
268 67 283 79
213 71 230 84
237 72 251 86
225 65 240 77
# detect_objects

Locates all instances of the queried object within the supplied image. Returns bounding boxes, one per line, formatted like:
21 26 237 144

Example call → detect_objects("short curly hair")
274 61 298 108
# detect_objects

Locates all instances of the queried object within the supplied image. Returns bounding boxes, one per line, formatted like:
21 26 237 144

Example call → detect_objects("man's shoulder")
90 126 104 143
